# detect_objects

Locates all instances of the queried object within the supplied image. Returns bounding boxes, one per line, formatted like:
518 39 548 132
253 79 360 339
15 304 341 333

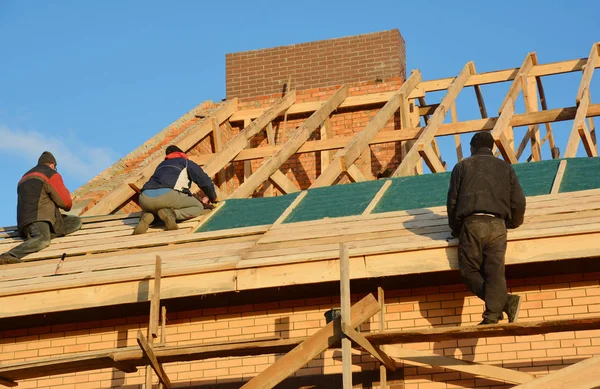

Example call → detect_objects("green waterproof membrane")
372 173 451 213
284 180 385 223
197 192 300 232
559 157 600 193
512 159 560 196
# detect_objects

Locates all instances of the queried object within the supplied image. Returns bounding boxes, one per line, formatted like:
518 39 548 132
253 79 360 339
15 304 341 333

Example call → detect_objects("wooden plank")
535 76 558 157
272 191 307 226
0 377 17 388
320 118 333 171
420 144 446 173
339 243 352 389
382 345 533 384
393 62 474 177
268 170 299 194
499 52 536 113
377 286 386 388
342 323 396 372
511 355 600 389
491 96 518 163
362 180 392 215
550 160 567 194
83 99 238 216
210 117 226 191
522 75 543 161
230 85 349 199
160 306 167 345
346 164 368 182
576 43 600 103
311 71 421 188
137 331 172 389
148 255 162 340
203 92 296 178
473 84 488 118
239 294 380 389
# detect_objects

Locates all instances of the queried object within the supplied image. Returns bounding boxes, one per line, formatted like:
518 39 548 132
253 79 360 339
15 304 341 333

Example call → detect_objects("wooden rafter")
393 62 475 176
491 96 518 164
82 98 239 216
229 85 349 199
311 71 422 188
268 170 299 194
203 92 296 179
564 43 600 157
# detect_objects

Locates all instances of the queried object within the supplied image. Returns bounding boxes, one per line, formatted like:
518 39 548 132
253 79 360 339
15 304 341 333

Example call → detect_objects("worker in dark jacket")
0 152 82 265
133 145 218 235
447 132 526 325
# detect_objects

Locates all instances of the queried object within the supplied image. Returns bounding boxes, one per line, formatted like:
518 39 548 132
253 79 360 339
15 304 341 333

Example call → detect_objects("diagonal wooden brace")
137 331 172 389
0 377 17 388
341 322 396 372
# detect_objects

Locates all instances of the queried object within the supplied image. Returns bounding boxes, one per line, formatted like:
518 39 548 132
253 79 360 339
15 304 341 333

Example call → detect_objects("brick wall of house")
226 30 406 100
2 272 600 388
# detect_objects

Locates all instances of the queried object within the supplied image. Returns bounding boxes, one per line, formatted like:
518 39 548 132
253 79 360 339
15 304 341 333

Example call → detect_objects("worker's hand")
200 196 209 205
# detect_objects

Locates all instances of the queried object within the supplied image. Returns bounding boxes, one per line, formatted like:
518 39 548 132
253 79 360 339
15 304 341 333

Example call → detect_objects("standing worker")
447 132 526 325
133 145 218 235
0 151 82 265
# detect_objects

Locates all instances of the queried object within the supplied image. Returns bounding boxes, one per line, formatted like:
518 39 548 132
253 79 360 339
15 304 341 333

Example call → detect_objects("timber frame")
69 43 600 215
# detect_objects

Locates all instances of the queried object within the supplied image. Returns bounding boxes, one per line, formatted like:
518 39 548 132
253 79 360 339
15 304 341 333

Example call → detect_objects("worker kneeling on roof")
0 152 82 265
446 132 526 325
133 145 218 235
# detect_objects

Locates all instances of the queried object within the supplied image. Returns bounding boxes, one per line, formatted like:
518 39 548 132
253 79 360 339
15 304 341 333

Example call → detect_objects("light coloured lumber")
346 163 368 182
568 88 598 157
382 345 533 384
510 355 600 389
522 75 543 161
362 180 392 215
83 99 238 216
565 44 599 157
320 117 333 170
340 243 352 389
499 52 536 113
342 323 396 372
149 255 162 340
160 306 167 345
311 71 422 188
550 160 568 194
268 170 299 194
230 85 349 199
473 84 488 118
535 76 557 157
377 286 386 388
491 96 518 163
393 62 474 177
272 191 307 226
450 103 463 162
189 104 600 166
239 294 380 389
210 117 226 190
264 122 276 197
420 143 446 172
243 119 253 181
137 331 172 389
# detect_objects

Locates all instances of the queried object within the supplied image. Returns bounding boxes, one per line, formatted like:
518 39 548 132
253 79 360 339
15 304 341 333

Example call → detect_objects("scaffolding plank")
511 355 600 389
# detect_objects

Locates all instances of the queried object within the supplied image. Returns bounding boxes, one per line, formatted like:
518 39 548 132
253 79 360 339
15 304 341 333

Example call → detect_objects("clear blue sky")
1 0 599 227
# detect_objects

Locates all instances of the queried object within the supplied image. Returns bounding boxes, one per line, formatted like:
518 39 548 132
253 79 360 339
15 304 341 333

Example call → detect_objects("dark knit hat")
166 145 183 155
470 132 494 150
38 151 57 165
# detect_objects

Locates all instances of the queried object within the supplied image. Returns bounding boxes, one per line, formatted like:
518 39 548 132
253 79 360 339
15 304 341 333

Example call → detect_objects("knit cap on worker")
38 151 57 165
470 132 494 150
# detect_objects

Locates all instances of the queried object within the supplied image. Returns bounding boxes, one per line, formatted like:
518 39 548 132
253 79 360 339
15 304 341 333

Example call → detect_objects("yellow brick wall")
1 272 599 388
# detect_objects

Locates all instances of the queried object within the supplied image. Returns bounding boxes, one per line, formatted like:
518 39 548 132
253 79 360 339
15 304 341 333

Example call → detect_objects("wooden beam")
320 118 333 171
339 243 352 389
136 331 171 389
420 143 446 173
522 74 543 161
510 355 600 389
311 71 421 188
473 84 488 118
565 43 599 157
550 160 567 194
268 170 299 195
239 294 380 389
160 306 167 345
202 92 296 178
230 85 349 199
148 255 162 340
491 96 518 163
393 62 474 177
342 323 396 372
243 119 253 181
210 118 226 190
499 52 536 113
535 76 558 157
346 164 368 182
450 103 463 162
362 180 392 215
82 98 238 216
377 286 386 388
0 377 17 388
382 345 533 385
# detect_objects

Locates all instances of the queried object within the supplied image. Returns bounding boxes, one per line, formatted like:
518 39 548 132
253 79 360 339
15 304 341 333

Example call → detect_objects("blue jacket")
141 152 217 202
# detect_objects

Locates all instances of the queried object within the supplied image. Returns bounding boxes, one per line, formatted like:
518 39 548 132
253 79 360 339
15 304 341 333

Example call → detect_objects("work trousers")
458 215 508 322
7 215 82 260
139 190 204 221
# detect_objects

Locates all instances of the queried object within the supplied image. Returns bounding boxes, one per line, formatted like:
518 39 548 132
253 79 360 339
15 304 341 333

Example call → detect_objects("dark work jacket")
17 163 73 236
141 152 218 202
446 148 526 235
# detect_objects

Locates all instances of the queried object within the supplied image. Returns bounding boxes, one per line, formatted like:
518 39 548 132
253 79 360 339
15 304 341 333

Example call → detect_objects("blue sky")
1 0 599 227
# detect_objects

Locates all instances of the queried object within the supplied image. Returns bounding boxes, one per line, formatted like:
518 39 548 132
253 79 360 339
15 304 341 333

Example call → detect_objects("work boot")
0 253 22 265
157 209 178 231
503 294 521 323
132 213 154 235
478 318 499 325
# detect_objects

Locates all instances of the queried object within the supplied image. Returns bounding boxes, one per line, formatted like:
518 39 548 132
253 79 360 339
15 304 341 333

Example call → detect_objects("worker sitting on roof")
0 152 82 265
446 132 526 325
133 145 218 235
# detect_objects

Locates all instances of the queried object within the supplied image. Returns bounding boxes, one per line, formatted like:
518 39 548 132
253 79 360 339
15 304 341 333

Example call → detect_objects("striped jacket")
17 163 72 235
